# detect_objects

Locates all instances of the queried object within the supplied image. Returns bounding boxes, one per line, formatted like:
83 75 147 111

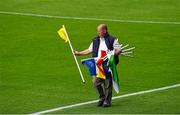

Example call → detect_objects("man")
74 24 121 107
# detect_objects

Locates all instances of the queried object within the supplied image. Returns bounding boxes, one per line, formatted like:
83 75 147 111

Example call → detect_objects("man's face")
97 26 106 38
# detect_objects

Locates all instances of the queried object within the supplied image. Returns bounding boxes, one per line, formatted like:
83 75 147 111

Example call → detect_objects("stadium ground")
0 0 180 114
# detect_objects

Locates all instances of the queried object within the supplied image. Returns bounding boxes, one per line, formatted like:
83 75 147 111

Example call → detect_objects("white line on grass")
0 11 180 25
31 83 180 115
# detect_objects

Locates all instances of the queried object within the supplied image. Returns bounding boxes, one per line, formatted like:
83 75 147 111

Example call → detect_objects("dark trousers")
93 76 112 104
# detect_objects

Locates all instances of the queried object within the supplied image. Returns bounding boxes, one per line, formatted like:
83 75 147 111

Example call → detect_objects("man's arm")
74 49 92 56
74 42 93 56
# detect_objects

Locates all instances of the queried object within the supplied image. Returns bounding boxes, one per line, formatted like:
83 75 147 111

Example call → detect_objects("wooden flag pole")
62 25 85 83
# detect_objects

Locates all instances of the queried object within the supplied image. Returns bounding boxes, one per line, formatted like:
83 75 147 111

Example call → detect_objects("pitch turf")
0 0 180 114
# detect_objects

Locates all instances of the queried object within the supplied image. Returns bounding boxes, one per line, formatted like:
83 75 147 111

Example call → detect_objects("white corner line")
0 11 180 25
30 83 180 115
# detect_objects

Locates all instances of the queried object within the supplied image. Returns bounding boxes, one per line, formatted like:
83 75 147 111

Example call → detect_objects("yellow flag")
57 27 68 43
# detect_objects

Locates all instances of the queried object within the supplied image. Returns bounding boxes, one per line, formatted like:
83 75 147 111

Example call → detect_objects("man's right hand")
73 50 80 56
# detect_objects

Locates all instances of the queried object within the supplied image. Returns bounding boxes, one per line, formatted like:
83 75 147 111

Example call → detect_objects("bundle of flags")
82 51 107 80
81 42 135 93
82 50 120 93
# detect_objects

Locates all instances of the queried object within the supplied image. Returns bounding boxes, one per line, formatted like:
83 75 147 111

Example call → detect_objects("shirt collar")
100 37 105 41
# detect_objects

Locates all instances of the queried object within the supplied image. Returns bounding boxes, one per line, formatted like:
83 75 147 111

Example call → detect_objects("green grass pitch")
0 0 180 114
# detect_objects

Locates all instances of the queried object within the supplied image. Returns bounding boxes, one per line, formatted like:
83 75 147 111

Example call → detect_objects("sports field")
0 0 180 114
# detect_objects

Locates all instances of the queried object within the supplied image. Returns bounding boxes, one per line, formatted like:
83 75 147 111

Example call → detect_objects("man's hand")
73 50 81 56
114 49 122 56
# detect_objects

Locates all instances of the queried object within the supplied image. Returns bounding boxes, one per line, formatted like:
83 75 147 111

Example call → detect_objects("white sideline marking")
0 11 180 25
31 83 180 114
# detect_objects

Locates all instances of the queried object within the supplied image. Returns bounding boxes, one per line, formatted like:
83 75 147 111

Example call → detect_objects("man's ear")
104 29 107 34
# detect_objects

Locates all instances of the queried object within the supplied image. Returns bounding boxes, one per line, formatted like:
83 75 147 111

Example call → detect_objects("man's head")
97 24 108 38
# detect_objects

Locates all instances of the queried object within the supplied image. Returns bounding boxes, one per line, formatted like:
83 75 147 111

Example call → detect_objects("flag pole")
62 25 85 83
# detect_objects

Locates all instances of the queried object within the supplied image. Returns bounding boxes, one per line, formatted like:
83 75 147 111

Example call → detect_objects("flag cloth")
96 57 106 79
97 65 106 79
81 58 97 76
82 50 119 93
81 57 106 79
96 50 107 79
108 51 119 93
57 27 68 43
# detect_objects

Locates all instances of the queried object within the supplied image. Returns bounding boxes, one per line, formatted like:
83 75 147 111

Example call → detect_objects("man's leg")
93 77 105 106
103 77 113 107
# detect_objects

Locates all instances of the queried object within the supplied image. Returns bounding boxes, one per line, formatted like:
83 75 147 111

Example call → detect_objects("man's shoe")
97 100 104 107
103 102 111 107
